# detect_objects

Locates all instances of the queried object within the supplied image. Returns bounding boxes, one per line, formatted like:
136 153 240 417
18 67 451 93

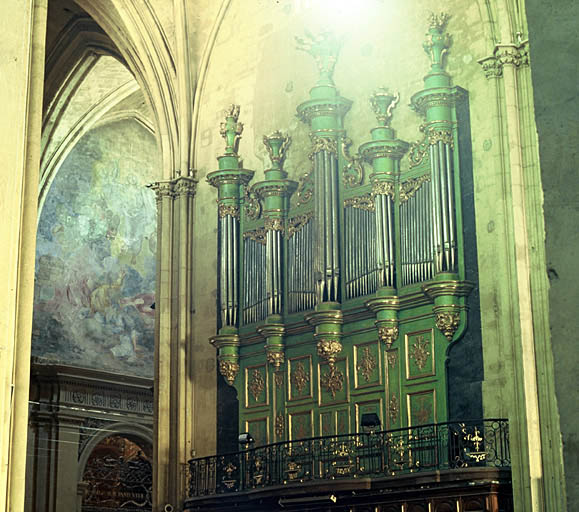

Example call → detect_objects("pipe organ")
209 14 476 444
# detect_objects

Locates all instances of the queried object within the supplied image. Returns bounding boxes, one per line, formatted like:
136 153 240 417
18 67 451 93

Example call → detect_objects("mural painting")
33 120 159 377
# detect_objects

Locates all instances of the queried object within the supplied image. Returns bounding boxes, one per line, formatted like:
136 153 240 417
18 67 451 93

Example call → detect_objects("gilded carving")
220 104 243 155
243 228 267 245
410 335 430 370
436 311 460 341
274 372 284 389
399 174 431 203
321 366 344 399
219 360 239 385
249 369 265 402
462 425 487 462
218 203 240 219
244 185 261 220
371 180 395 199
291 361 310 394
408 129 429 169
378 324 399 348
356 347 377 382
369 88 399 127
341 137 364 187
263 131 291 165
275 413 285 437
286 212 313 238
427 128 454 148
343 194 374 212
267 351 285 369
295 171 314 206
295 31 342 83
317 338 342 367
309 136 338 158
389 393 399 424
264 217 284 232
427 12 451 30
387 352 397 368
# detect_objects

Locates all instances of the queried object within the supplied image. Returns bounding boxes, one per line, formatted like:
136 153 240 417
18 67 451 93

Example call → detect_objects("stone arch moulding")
75 0 179 179
77 422 154 482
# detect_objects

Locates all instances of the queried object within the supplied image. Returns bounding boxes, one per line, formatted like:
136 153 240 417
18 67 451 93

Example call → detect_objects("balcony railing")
187 419 509 498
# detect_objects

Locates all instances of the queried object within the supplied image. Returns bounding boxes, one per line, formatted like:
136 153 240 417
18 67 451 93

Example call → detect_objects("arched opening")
81 434 152 512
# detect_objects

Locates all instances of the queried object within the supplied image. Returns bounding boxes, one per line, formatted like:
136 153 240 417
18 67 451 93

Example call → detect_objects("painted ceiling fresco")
33 120 158 377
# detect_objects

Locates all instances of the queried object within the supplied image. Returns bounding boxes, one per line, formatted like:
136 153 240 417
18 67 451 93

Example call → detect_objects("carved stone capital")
478 41 529 80
148 181 174 204
173 176 198 197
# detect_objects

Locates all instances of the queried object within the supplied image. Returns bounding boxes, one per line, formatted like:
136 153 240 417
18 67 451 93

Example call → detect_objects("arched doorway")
81 435 152 512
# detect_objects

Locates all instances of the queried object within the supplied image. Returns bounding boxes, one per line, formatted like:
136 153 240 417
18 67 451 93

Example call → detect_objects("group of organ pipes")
209 14 470 392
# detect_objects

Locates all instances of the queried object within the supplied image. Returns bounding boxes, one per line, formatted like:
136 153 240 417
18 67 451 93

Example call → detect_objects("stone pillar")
0 1 47 511
150 175 198 511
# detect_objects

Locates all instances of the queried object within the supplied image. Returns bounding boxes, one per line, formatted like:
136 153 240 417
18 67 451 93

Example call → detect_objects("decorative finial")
263 130 291 170
369 88 400 127
219 104 243 155
423 12 452 71
295 30 343 86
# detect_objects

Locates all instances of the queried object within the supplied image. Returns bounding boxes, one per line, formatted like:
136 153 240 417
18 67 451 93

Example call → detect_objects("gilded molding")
399 174 431 203
243 228 267 245
248 369 265 401
321 366 344 399
286 212 313 238
356 347 377 382
435 311 460 341
410 92 456 116
219 360 239 386
297 102 351 124
218 203 240 219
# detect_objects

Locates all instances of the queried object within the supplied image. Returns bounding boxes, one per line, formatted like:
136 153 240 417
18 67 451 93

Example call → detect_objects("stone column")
0 2 47 511
150 175 198 511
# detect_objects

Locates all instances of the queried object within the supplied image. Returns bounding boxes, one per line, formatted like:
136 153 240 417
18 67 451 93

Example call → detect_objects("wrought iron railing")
187 419 509 498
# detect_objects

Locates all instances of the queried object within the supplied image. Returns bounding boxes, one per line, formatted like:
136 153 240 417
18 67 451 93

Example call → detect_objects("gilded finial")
369 88 400 127
295 30 343 86
220 104 244 155
263 130 291 170
423 12 452 71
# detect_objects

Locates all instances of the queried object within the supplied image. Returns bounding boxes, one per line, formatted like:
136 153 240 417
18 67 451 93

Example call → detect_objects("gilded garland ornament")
295 171 314 206
371 180 395 199
341 137 364 187
321 366 344 399
436 311 460 341
387 351 397 369
291 361 310 394
218 203 240 219
427 128 454 148
399 175 431 203
286 212 313 238
357 346 377 382
408 132 429 168
243 228 267 245
219 360 239 385
343 194 374 212
410 335 430 370
220 104 244 155
274 372 284 389
378 323 399 348
275 413 285 437
249 369 265 402
244 185 261 220
317 338 343 367
309 136 338 158
265 217 284 232
389 393 399 424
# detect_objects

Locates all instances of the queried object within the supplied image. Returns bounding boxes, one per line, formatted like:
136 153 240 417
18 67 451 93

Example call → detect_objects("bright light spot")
299 0 384 31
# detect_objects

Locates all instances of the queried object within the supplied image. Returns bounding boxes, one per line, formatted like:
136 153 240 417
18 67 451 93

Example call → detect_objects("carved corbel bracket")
434 308 461 342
